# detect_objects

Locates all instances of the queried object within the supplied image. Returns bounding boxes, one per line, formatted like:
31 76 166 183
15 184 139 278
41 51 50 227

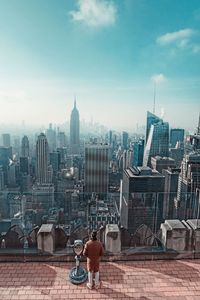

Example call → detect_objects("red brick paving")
0 260 200 299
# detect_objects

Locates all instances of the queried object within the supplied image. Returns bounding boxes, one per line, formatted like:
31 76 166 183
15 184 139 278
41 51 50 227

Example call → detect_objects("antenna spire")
153 82 156 114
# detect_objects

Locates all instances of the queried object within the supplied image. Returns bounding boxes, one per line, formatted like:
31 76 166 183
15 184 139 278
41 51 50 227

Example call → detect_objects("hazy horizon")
0 0 200 131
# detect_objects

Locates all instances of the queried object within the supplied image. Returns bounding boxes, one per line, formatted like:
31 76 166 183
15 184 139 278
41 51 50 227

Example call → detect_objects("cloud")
156 28 200 55
69 0 117 27
177 38 189 48
157 28 195 45
151 73 167 84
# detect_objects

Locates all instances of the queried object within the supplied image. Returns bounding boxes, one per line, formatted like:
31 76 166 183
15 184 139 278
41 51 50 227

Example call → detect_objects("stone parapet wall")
160 219 200 252
0 248 200 263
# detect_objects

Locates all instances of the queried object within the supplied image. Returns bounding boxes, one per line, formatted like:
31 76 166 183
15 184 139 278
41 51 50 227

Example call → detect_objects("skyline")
0 0 200 131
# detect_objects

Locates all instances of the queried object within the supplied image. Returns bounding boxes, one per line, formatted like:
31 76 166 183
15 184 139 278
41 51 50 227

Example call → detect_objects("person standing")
83 230 104 289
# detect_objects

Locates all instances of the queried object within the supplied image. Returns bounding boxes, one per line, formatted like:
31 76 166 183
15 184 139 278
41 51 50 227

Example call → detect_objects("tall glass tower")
70 100 80 155
170 128 184 148
143 121 169 167
146 111 162 143
36 133 49 184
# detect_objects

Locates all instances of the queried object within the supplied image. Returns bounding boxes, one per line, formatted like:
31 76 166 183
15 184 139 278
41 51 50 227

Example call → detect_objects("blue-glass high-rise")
143 112 169 167
170 128 184 148
145 111 162 143
122 131 128 150
133 139 144 167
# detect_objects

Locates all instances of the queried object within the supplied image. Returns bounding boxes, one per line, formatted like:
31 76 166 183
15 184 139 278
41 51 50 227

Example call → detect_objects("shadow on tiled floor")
98 285 152 299
123 259 200 281
0 263 56 288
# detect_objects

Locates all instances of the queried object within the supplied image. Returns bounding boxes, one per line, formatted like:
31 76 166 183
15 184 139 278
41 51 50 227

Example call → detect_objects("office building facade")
151 156 175 173
85 144 109 194
122 131 129 150
170 128 184 148
162 167 181 219
133 139 144 167
120 166 165 232
36 133 49 184
177 152 200 219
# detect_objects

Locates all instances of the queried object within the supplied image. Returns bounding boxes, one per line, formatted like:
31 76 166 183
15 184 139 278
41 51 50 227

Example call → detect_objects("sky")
0 0 200 132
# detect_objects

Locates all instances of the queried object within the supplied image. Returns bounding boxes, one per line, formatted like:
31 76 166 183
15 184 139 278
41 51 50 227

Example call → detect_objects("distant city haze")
0 0 199 131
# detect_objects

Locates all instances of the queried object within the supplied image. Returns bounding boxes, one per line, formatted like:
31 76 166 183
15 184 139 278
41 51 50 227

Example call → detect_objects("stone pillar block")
160 219 189 251
37 224 55 254
186 219 200 252
105 224 121 253
182 220 193 251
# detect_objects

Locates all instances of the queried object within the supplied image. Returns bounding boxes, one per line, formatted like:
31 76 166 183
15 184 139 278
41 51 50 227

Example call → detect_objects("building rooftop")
152 156 175 161
126 167 164 178
1 259 200 299
38 224 54 233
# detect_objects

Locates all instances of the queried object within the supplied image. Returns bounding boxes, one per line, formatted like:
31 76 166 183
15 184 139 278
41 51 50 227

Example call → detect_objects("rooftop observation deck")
1 259 200 300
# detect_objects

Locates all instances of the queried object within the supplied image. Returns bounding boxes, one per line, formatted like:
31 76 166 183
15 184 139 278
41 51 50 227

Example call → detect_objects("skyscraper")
70 100 80 155
21 135 29 157
7 162 19 187
133 139 144 167
187 113 200 151
120 166 165 232
0 147 12 166
36 133 49 184
20 157 29 174
85 144 109 194
177 152 200 219
162 167 180 219
46 123 56 152
2 134 11 148
122 131 129 150
122 149 133 170
57 132 67 148
108 130 112 146
0 146 12 185
170 128 184 148
50 151 60 173
143 120 169 167
145 111 162 143
169 141 184 167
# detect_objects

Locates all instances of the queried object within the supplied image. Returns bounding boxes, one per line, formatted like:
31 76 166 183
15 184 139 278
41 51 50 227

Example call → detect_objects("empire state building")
70 100 80 155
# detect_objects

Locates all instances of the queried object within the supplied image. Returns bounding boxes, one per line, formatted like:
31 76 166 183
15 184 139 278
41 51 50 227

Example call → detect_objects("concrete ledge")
0 248 198 263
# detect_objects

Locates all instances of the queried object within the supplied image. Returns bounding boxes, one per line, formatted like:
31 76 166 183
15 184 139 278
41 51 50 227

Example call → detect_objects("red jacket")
83 239 104 272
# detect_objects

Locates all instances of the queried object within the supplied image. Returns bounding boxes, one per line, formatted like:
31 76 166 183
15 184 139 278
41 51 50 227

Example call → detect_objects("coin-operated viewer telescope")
69 240 87 284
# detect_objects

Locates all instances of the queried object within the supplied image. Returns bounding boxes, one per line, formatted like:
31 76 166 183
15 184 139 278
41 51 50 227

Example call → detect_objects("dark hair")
91 230 97 241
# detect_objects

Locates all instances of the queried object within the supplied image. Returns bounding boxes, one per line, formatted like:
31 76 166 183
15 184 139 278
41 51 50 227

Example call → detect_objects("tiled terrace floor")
1 260 200 299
